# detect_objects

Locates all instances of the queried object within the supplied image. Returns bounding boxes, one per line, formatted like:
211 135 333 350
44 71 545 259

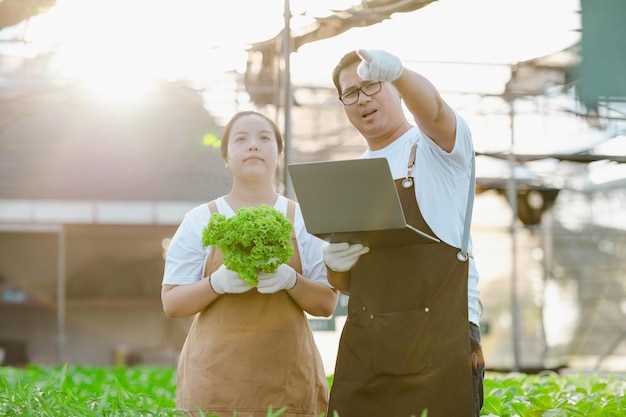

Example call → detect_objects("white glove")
257 264 298 294
209 265 254 294
323 242 370 272
356 49 404 83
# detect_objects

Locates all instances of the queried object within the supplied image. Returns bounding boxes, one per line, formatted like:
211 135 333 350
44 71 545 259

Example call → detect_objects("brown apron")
328 144 477 417
176 198 328 417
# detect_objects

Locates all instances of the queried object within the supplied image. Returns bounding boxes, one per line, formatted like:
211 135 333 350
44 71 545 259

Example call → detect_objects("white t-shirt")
162 195 330 287
361 114 481 325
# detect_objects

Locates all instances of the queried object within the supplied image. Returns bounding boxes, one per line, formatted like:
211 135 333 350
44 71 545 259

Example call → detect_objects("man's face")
338 62 405 139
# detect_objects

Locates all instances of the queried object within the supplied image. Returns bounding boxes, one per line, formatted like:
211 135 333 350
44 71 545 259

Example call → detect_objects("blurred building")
0 55 231 365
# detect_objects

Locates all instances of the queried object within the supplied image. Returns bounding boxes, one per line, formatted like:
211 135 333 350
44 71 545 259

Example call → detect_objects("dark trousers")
469 323 485 417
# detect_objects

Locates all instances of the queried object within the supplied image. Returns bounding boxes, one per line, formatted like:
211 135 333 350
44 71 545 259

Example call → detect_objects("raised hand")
356 49 404 83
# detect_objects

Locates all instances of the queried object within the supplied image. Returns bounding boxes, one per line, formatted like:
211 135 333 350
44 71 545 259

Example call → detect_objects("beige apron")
176 199 328 417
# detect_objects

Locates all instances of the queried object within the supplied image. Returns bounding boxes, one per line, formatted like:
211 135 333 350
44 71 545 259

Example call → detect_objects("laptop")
288 158 440 248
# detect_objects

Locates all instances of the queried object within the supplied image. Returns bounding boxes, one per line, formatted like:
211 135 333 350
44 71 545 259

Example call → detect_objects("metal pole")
282 0 293 197
506 91 521 371
56 225 67 363
273 42 282 192
539 211 554 363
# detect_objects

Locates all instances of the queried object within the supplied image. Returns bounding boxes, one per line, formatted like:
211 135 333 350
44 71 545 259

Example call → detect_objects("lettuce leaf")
202 205 293 285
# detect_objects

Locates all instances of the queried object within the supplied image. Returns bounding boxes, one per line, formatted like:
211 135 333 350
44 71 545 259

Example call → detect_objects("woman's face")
226 115 279 181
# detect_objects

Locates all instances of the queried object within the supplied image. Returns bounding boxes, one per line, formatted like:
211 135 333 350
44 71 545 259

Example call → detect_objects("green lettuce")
201 205 294 285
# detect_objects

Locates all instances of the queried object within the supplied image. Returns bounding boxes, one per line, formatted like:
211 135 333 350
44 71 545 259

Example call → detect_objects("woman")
161 111 337 417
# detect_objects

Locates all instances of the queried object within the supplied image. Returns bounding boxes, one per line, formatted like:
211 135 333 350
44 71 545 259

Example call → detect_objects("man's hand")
323 242 370 272
209 265 254 294
257 264 298 294
356 49 404 83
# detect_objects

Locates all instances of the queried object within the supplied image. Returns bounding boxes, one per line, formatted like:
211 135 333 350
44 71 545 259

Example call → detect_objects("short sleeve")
162 210 210 285
293 204 331 287
422 112 474 172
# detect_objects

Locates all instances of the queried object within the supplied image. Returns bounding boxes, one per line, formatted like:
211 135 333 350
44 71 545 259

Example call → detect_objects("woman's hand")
257 264 298 294
209 265 255 294
260 264 337 317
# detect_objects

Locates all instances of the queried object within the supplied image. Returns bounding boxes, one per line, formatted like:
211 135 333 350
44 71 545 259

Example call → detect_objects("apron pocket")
334 314 376 381
373 308 431 375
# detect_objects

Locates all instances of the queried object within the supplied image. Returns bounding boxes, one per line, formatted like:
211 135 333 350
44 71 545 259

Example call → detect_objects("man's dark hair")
332 51 361 97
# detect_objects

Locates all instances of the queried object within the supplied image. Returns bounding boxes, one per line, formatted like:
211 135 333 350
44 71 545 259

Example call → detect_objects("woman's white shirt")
162 195 330 287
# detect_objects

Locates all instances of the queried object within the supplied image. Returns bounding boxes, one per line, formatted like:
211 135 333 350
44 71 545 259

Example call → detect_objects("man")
323 50 484 417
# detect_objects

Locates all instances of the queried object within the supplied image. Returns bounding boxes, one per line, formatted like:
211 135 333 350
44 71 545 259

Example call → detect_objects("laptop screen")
288 158 407 235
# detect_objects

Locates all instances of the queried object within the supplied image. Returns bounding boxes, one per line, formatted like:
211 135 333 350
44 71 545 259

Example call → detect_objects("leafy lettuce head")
202 205 293 285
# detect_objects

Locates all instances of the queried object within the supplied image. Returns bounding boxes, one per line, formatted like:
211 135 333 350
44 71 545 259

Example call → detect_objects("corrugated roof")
251 0 435 52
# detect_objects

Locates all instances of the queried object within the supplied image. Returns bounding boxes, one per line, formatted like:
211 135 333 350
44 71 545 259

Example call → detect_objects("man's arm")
393 69 457 153
357 49 457 153
327 268 351 294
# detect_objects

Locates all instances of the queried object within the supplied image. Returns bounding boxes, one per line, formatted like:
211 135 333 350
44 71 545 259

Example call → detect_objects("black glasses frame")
339 81 383 105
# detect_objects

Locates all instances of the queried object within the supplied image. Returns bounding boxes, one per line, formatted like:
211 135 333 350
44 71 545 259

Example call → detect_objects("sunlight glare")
24 0 288 103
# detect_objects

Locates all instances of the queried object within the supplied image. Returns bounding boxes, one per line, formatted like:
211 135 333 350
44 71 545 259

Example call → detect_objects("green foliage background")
1 366 625 417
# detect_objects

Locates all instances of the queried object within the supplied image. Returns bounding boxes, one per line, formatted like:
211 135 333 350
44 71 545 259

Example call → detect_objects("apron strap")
406 142 417 179
457 153 475 262
203 200 220 277
286 198 297 240
406 140 475 263
207 200 218 215
285 198 304 273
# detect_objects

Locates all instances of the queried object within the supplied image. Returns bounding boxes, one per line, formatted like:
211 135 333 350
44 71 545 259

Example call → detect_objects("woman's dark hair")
221 111 283 159
332 51 361 97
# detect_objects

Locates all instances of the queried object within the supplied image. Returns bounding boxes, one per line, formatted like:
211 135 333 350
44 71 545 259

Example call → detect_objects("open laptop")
288 158 440 248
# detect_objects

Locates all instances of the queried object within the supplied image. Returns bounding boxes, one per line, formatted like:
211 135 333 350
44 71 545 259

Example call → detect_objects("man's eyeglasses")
339 81 382 105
